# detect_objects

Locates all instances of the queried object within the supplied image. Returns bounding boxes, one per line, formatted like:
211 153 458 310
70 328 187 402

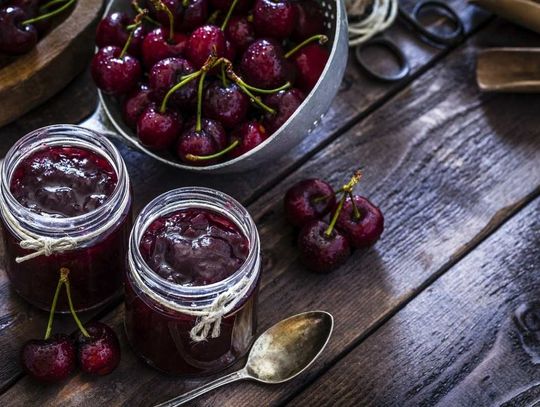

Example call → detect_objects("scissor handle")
355 38 411 82
400 0 465 46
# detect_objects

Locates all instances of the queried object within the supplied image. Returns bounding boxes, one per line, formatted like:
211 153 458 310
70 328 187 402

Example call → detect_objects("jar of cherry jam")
125 187 261 376
0 125 132 312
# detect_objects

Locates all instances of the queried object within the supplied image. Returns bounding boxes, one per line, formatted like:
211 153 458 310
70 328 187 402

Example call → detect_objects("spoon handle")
153 369 249 407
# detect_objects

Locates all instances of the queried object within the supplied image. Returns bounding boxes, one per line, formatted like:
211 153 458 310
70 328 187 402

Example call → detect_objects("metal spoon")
476 48 540 92
154 311 334 407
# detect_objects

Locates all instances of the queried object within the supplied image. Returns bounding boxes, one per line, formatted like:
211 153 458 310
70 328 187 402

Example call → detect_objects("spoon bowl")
155 311 333 407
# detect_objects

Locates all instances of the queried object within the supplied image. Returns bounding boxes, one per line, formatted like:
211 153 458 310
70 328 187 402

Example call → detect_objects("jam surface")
10 146 117 217
140 209 249 286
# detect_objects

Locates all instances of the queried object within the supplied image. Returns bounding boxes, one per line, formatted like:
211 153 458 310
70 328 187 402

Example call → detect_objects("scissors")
355 0 465 82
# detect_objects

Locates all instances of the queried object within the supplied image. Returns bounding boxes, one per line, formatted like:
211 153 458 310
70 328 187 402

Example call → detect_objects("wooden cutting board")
0 0 104 128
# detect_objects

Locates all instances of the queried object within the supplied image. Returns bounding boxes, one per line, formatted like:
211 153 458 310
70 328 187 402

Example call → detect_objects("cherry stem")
324 170 363 236
285 34 328 59
208 10 220 25
132 0 160 25
160 71 202 113
221 63 229 87
39 0 69 12
222 61 277 114
221 0 239 31
186 140 240 161
348 191 362 220
237 78 291 94
182 0 189 6
196 69 208 132
61 268 90 338
22 0 75 25
44 270 65 340
150 0 175 41
325 193 346 237
120 13 145 59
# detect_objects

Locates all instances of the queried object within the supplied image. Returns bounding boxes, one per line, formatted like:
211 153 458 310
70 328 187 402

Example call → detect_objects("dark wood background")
0 1 539 406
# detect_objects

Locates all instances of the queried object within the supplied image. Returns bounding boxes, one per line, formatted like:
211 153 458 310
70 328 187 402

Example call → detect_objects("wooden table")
1 1 539 405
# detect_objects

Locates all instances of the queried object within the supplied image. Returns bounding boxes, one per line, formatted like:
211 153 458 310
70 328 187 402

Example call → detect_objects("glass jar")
0 125 132 312
125 187 261 376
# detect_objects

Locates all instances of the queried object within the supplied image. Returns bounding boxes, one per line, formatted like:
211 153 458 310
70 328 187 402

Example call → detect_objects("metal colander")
83 0 349 174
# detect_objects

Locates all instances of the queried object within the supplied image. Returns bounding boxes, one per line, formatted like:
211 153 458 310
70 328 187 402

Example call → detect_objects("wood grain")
1 17 540 406
287 196 540 407
0 0 103 127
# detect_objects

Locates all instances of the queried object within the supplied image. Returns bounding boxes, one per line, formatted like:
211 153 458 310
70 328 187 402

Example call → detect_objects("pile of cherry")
0 0 76 56
284 171 384 273
91 0 330 166
21 268 120 383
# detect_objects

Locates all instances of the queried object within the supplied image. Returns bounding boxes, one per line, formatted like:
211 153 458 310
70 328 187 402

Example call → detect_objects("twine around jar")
0 183 131 263
346 0 399 46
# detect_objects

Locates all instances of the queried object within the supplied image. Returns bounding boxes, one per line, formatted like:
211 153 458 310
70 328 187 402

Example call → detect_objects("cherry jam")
125 188 261 376
0 126 132 312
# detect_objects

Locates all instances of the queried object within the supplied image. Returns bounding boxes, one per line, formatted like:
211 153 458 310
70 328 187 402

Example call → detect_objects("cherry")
147 0 183 27
137 104 183 150
253 0 297 40
290 43 329 91
179 0 208 31
0 6 38 55
141 27 187 69
228 120 268 159
91 45 142 96
96 12 145 57
336 195 384 248
297 220 350 273
210 0 252 13
262 88 305 134
224 39 236 63
21 334 76 383
176 118 227 165
186 24 226 69
239 39 292 89
225 15 255 53
203 81 249 129
122 83 152 129
284 179 336 228
75 322 121 376
8 0 50 35
292 0 325 42
148 57 197 108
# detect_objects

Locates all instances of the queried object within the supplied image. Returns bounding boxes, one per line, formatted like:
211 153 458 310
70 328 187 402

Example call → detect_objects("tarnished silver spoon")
154 311 334 407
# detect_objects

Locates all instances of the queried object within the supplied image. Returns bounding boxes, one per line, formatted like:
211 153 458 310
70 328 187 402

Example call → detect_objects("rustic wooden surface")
0 0 104 127
0 1 539 406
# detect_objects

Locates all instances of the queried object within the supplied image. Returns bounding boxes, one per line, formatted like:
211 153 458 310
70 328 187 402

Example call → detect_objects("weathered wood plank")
1 18 539 406
0 1 487 393
287 196 540 407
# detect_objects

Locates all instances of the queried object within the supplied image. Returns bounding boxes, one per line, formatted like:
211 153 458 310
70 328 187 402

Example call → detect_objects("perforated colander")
83 0 349 174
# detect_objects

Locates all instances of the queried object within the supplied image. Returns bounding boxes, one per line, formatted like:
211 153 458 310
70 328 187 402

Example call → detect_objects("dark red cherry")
75 322 121 376
224 39 236 63
336 195 384 248
147 0 183 27
228 120 268 159
203 81 249 129
239 39 291 89
176 118 227 165
179 0 208 31
21 334 76 383
186 25 226 69
122 83 152 129
253 0 297 40
0 6 38 55
210 0 252 13
297 220 351 273
292 0 325 41
284 179 336 227
225 15 255 53
137 104 183 150
148 57 197 108
7 0 38 15
91 46 142 96
96 12 145 57
141 27 187 69
262 88 305 134
292 43 329 91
